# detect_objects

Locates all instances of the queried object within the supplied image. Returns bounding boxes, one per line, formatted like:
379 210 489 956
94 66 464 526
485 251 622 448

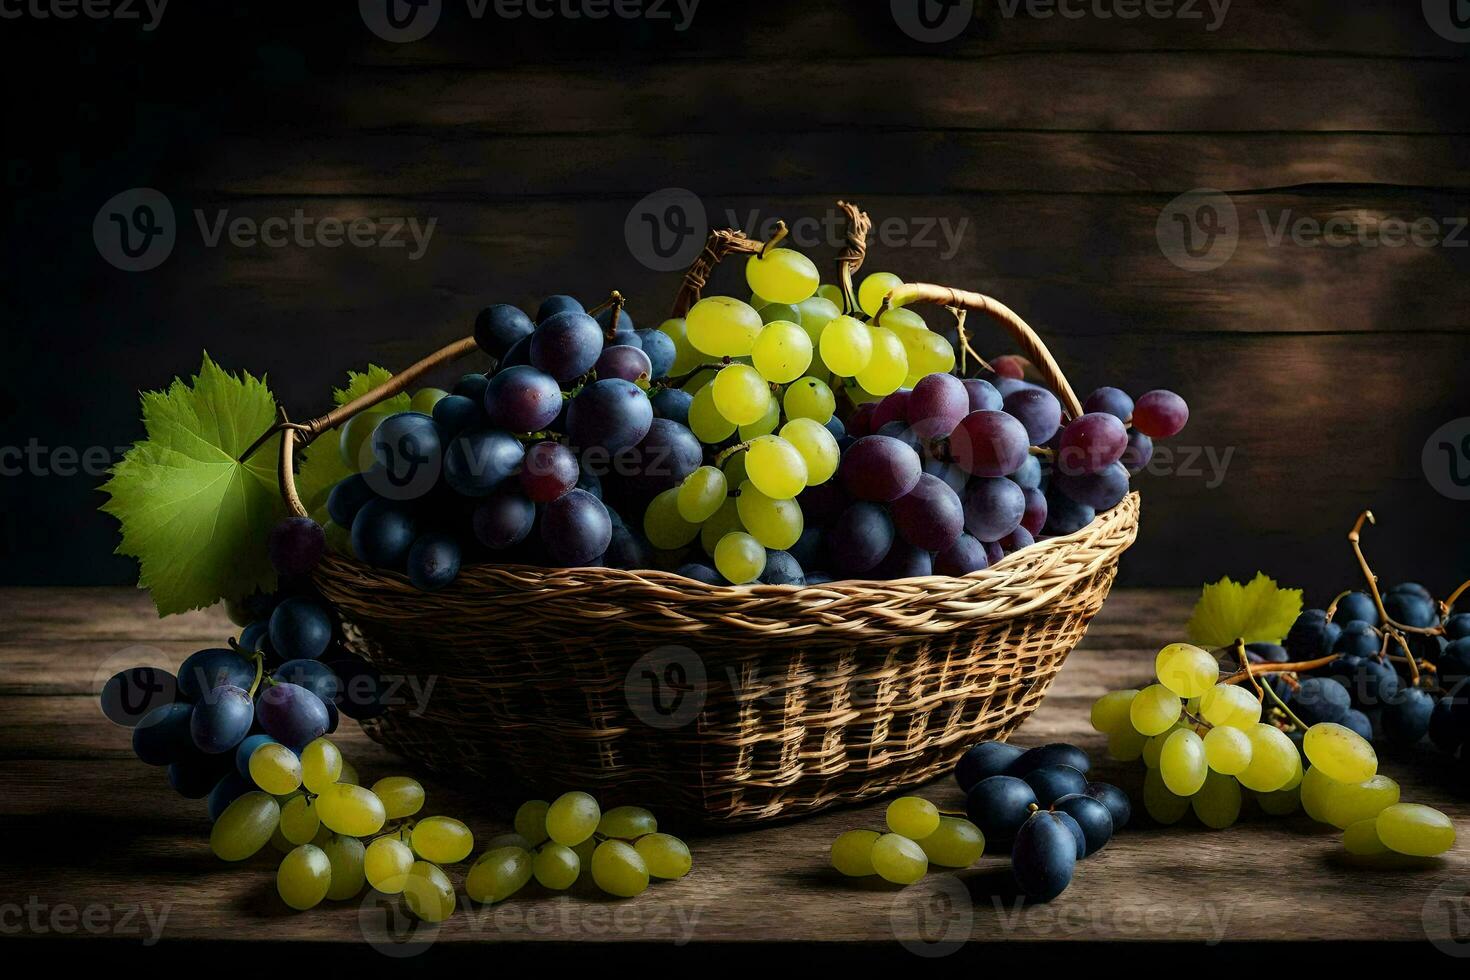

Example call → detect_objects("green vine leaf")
1187 573 1304 649
100 355 284 616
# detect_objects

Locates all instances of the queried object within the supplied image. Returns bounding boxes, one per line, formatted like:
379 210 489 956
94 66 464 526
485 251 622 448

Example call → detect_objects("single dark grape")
603 523 649 570
1336 592 1380 628
269 597 334 661
273 659 341 706
1385 590 1438 629
954 741 1023 791
649 387 693 426
541 488 612 567
207 771 254 822
101 666 178 727
1293 676 1351 725
628 418 702 493
1003 387 1062 445
962 477 1026 543
839 435 922 503
1009 743 1091 777
935 533 989 577
1022 765 1088 807
890 472 964 551
326 473 375 528
636 329 676 379
1010 453 1042 490
965 775 1037 848
132 701 194 766
537 294 584 323
1055 461 1130 512
1056 413 1128 476
1383 688 1435 745
255 682 330 751
595 305 635 335
873 541 933 579
474 304 535 357
484 365 564 434
962 378 1003 413
872 391 910 431
1020 486 1048 535
595 344 653 384
1120 431 1153 474
1083 386 1133 422
567 378 654 455
452 373 490 403
177 648 257 702
519 441 580 502
759 550 806 586
676 562 722 585
499 333 533 369
407 533 462 592
371 412 442 491
350 498 418 569
1042 487 1095 536
1082 782 1130 830
1052 793 1114 855
948 410 1029 478
531 311 603 382
827 502 895 574
267 517 325 577
1132 389 1189 438
190 685 255 754
1000 525 1035 553
444 428 525 497
472 490 536 550
1333 620 1380 659
846 402 876 438
902 373 969 439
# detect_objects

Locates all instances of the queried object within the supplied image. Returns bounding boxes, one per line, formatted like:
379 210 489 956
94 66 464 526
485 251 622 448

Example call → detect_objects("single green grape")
1159 728 1208 796
712 364 772 426
1129 684 1182 737
744 435 808 500
1375 803 1455 857
746 248 819 305
337 759 359 786
514 800 550 844
314 783 387 837
830 829 881 876
404 860 456 922
687 295 763 357
855 326 908 396
739 393 781 440
1190 771 1242 830
322 833 367 901
1300 765 1338 823
1343 817 1390 855
533 843 582 890
714 531 766 584
277 844 332 911
1256 785 1301 816
411 816 474 865
1142 767 1190 825
700 497 745 556
759 302 801 325
1202 724 1253 775
916 816 984 868
598 805 658 839
249 742 303 796
733 482 804 550
466 846 532 903
370 775 425 820
1321 773 1399 830
338 409 389 471
545 791 601 846
644 487 701 550
751 320 813 383
299 738 342 795
877 307 926 333
895 324 955 376
591 840 650 898
1303 722 1378 784
364 836 415 894
676 466 728 524
779 418 840 486
886 797 940 840
796 296 840 346
279 793 321 846
1236 723 1300 793
1154 643 1219 698
485 832 535 851
210 792 281 862
858 272 903 317
722 449 749 489
870 833 928 885
689 384 737 443
1107 727 1147 762
783 376 836 423
1089 689 1139 734
410 387 449 415
816 283 845 307
1199 683 1262 729
819 315 874 377
635 833 693 879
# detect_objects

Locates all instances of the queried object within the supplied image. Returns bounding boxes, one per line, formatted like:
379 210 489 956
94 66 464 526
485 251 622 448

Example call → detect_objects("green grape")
280 793 321 846
410 387 449 415
1199 683 1261 729
1281 752 1304 791
1108 727 1147 762
1299 765 1338 823
746 248 819 305
858 272 903 317
816 283 845 307
1236 724 1299 793
819 315 874 377
676 466 728 524
734 477 804 550
1142 723 1183 768
485 832 536 851
897 325 955 377
744 435 808 500
779 418 839 486
855 326 908 396
1202 725 1253 775
1343 817 1389 855
1129 684 1182 737
683 366 720 395
796 296 840 345
1154 643 1219 698
687 295 763 357
722 449 749 489
466 846 532 903
689 384 737 443
635 833 693 879
513 800 549 844
1256 785 1301 816
644 487 701 550
830 829 880 876
759 302 801 325
364 836 415 894
277 844 332 911
1303 722 1378 784
751 320 813 384
700 497 744 556
370 776 425 820
886 797 940 839
1090 689 1139 734
714 531 766 584
546 791 601 846
1143 767 1190 824
338 409 389 471
598 805 658 839
658 317 702 375
404 861 456 922
916 816 984 868
1191 771 1242 829
314 783 387 837
877 307 926 333
1376 803 1456 857
1159 729 1208 796
712 364 772 426
572 836 597 869
322 834 367 901
269 824 295 854
250 742 303 796
210 792 281 862
739 394 781 440
412 816 474 864
1322 773 1399 830
299 738 342 795
783 376 836 423
591 840 650 898
871 833 928 885
533 843 581 890
337 759 359 786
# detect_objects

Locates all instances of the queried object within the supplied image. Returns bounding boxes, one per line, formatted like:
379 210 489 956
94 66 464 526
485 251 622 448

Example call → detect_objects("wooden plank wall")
3 0 1468 594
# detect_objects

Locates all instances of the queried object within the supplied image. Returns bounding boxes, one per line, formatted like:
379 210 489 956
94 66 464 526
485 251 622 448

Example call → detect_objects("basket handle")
878 283 1084 420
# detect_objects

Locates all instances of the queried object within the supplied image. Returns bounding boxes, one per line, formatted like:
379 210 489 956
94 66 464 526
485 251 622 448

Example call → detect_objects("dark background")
2 0 1468 598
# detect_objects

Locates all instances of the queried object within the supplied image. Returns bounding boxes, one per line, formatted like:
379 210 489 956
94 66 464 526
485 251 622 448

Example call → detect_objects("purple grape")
908 373 971 439
190 685 255 754
541 488 613 566
1083 386 1133 422
798 480 849 527
839 435 922 503
984 540 1005 565
473 491 536 550
269 597 334 661
627 418 703 494
531 311 603 382
519 441 579 502
274 660 341 706
1121 431 1153 474
1133 389 1189 438
407 533 461 592
999 526 1035 553
484 365 564 433
1010 454 1042 490
1044 487 1096 536
350 498 418 568
1003 387 1062 445
1056 461 1130 511
891 473 964 551
474 304 535 357
1056 413 1129 476
445 429 525 497
267 517 325 577
255 682 330 751
567 379 654 455
962 477 1026 543
636 329 676 379
923 455 968 495
101 666 178 727
948 410 1029 478
962 378 1004 412
595 345 654 384
873 541 933 579
1020 486 1048 535
935 533 989 576
828 503 895 574
537 294 584 322
872 391 911 431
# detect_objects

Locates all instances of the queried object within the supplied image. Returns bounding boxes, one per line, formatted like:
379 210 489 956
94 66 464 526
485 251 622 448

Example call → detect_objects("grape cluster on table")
313 248 1190 590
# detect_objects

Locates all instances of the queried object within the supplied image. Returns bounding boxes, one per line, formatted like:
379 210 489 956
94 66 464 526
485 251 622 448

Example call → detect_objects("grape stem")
246 651 264 699
759 220 789 259
714 441 752 466
586 290 627 343
653 361 729 391
1236 639 1311 731
1349 510 1441 636
1323 589 1354 622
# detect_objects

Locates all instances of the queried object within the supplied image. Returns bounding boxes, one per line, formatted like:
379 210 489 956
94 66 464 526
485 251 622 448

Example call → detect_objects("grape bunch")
467 793 692 902
311 251 1189 589
1090 640 1458 857
830 796 986 886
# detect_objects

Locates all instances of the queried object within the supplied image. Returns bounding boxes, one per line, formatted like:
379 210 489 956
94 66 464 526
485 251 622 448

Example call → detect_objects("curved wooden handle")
881 283 1084 420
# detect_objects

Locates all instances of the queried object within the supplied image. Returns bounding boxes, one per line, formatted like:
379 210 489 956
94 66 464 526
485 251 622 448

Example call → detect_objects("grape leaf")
334 364 410 412
1187 573 1304 648
100 355 284 616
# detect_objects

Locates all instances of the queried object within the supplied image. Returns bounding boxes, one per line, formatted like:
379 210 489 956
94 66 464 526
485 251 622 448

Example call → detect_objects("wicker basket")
268 205 1141 826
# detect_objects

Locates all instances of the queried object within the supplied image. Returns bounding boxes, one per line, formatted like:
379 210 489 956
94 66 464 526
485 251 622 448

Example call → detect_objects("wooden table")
5 588 1467 959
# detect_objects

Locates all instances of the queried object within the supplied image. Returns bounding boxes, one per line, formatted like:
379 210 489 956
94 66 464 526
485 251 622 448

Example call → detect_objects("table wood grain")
1 587 1466 951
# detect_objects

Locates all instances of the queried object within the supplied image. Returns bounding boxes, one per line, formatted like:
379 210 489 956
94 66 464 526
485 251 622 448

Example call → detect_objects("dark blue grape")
1055 811 1087 859
636 329 676 379
190 685 255 754
540 488 612 567
603 523 649 569
537 294 584 322
962 378 1003 412
962 477 1026 543
1082 781 1130 830
1003 387 1062 444
1444 614 1470 640
177 648 256 702
823 415 846 441
273 660 340 707
1341 708 1373 740
1012 810 1076 902
444 428 525 497
327 473 375 528
1042 487 1095 536
1385 590 1437 628
531 311 602 382
759 550 805 586
1428 695 1464 753
371 413 442 491
935 533 989 577
627 418 702 493
207 771 254 822
269 598 333 661
1082 386 1133 422
234 733 275 779
132 701 194 766
1022 765 1088 807
676 562 722 585
827 502 894 575
350 498 418 568
649 387 693 426
499 333 532 369
1055 461 1129 512
1336 592 1380 628
475 304 535 357
1294 676 1351 725
568 379 654 456
1333 621 1380 659
407 533 461 592
100 666 178 727
1008 743 1092 778
255 682 330 751
1121 431 1153 474
484 365 564 433
452 373 490 403
1383 688 1434 745
1010 453 1043 490
1285 609 1341 661
965 775 1038 847
873 540 932 579
1051 793 1113 856
432 394 483 441
594 305 634 334
472 490 536 550
955 740 1025 792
